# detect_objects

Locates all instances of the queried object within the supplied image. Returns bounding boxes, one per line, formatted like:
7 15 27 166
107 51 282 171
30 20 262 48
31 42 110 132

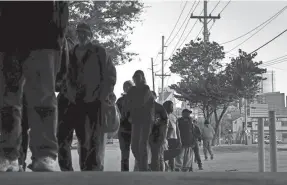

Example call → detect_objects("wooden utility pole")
155 36 170 103
190 0 221 43
151 58 155 91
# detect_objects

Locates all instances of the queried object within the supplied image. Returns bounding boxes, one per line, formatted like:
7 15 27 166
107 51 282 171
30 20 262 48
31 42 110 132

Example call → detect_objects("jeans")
193 142 202 168
57 95 106 171
167 138 178 171
203 139 213 158
149 124 167 171
0 50 59 161
131 123 152 171
118 131 131 171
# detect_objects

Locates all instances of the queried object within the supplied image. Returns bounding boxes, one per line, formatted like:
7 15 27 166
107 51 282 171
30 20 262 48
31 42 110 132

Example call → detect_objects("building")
260 70 275 93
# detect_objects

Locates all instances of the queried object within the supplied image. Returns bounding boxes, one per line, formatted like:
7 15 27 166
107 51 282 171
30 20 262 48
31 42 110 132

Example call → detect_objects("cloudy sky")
114 0 287 102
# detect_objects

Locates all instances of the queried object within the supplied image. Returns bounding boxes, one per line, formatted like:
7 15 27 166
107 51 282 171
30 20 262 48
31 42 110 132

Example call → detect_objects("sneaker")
198 166 203 170
31 157 56 172
204 157 208 161
211 155 214 160
0 157 19 172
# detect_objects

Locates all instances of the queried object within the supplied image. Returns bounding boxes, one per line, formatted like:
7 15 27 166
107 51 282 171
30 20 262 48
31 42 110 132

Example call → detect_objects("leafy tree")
67 1 144 65
169 39 266 146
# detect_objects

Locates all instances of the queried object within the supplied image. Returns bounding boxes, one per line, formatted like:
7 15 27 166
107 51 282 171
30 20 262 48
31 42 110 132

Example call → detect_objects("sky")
114 0 287 103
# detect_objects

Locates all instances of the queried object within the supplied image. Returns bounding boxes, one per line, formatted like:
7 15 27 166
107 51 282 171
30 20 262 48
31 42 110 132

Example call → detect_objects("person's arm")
160 106 168 125
195 126 202 142
175 118 181 146
99 51 117 101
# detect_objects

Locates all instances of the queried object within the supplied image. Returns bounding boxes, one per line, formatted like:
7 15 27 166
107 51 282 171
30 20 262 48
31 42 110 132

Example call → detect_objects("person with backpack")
126 70 154 171
57 22 117 171
116 81 133 171
148 91 168 171
202 120 215 160
0 1 69 172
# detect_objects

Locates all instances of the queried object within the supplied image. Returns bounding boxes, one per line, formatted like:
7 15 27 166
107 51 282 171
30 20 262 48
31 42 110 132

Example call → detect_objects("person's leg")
174 147 185 171
57 95 75 171
193 143 203 169
118 131 131 171
183 147 193 172
74 101 91 171
18 97 29 171
168 139 177 171
0 52 25 172
131 123 141 170
23 49 60 172
203 139 208 160
138 123 152 171
207 140 214 160
86 100 107 171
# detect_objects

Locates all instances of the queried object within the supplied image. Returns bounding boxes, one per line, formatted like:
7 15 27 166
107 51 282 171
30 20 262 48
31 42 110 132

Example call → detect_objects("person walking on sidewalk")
202 120 215 160
57 22 117 171
192 119 203 170
116 81 133 171
163 101 181 172
149 91 168 171
0 1 69 172
126 70 154 171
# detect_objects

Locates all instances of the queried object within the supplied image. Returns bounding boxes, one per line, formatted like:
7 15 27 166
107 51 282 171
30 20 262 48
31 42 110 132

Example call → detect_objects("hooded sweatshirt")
116 94 131 133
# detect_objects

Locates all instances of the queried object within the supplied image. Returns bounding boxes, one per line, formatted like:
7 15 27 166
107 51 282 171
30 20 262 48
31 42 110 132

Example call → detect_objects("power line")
168 1 202 59
165 1 188 45
210 1 221 14
177 3 203 49
166 1 197 46
226 8 286 54
209 0 231 31
261 54 287 66
219 6 287 45
249 27 287 55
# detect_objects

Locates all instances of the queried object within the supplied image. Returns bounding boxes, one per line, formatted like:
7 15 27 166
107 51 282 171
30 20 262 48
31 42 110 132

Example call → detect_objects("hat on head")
77 23 92 33
182 109 192 114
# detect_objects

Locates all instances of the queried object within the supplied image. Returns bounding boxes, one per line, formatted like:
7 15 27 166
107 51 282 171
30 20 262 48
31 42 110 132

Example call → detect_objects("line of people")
116 77 216 172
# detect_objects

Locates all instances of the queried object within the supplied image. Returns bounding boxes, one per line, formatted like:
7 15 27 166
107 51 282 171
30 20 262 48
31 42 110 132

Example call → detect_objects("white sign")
249 104 269 118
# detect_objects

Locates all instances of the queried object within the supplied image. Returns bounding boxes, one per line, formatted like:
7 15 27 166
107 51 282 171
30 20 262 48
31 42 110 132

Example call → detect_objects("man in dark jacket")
0 1 69 172
116 81 133 171
57 22 117 171
175 109 201 172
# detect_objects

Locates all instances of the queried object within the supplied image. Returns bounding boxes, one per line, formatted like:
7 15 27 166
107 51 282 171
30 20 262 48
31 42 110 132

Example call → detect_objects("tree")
67 1 144 65
169 40 231 146
169 39 266 146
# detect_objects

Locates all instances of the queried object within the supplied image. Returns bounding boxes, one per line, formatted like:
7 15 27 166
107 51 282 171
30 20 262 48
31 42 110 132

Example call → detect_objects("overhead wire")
219 6 287 45
226 8 286 54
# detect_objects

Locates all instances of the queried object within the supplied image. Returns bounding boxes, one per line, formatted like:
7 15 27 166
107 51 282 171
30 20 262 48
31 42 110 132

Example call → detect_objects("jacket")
202 124 215 140
177 117 200 147
126 84 155 125
63 43 117 103
116 94 131 132
0 1 69 51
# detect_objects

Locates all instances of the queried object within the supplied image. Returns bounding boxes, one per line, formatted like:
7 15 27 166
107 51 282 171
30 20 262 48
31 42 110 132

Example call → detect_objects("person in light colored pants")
175 147 193 172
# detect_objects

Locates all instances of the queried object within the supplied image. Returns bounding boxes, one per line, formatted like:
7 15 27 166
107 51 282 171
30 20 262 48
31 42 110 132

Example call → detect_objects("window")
264 121 269 127
247 122 252 128
281 121 287 127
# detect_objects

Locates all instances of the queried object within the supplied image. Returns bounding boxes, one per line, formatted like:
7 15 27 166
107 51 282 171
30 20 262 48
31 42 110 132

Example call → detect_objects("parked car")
264 135 283 144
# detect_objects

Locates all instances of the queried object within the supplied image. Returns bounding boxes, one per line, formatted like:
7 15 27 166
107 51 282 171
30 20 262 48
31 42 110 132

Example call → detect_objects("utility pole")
155 36 170 104
190 0 221 43
151 58 155 91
